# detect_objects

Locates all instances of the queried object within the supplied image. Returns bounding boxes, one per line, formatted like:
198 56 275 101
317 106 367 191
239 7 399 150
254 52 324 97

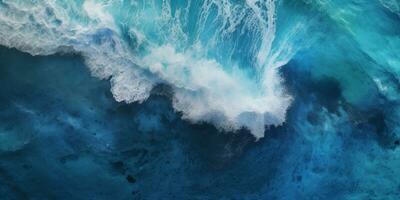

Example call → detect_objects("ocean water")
0 0 400 199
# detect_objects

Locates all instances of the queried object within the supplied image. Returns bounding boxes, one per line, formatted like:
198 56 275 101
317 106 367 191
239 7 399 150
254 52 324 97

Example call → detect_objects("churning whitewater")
0 0 309 138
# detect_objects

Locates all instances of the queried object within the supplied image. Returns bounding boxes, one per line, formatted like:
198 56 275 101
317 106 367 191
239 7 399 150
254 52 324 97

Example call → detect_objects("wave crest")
0 0 308 138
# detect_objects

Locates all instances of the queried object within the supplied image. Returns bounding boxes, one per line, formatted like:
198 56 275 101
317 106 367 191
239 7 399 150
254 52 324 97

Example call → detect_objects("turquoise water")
0 0 400 199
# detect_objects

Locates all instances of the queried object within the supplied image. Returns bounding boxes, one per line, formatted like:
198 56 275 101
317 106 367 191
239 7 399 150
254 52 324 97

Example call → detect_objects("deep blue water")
0 46 399 199
1 0 400 199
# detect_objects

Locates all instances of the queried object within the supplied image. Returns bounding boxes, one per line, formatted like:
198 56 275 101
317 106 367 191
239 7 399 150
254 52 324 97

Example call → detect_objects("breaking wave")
0 0 310 138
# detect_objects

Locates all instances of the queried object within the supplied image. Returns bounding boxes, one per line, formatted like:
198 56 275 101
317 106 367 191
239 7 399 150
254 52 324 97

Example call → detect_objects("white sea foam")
0 0 304 138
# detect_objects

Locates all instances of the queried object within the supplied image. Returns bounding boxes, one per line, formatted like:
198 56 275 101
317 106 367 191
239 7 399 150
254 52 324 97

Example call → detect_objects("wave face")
0 0 312 138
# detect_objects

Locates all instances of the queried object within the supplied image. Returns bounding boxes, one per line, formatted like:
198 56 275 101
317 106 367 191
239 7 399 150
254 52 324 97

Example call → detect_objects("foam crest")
0 0 305 138
139 44 291 138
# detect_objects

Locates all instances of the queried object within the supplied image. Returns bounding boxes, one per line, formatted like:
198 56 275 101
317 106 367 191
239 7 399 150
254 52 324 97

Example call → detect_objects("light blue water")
0 0 400 199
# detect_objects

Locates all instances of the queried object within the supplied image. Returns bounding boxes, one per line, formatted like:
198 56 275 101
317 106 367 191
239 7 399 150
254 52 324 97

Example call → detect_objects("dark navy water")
1 46 399 200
